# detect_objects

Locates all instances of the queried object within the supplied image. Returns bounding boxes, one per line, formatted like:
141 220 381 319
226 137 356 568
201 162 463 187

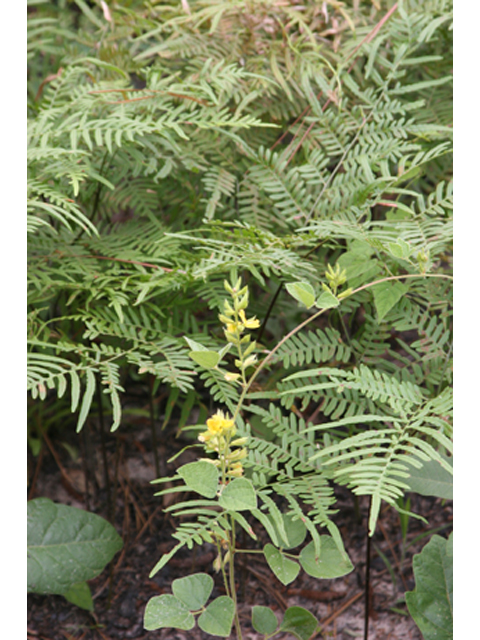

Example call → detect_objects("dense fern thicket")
28 0 452 585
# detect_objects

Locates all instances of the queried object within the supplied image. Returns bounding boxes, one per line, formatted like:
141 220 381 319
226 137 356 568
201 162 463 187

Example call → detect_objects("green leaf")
189 350 220 369
144 594 195 631
177 460 219 498
338 244 379 285
198 596 235 637
73 0 104 29
279 606 319 640
405 534 453 640
172 573 214 611
76 368 96 432
184 337 210 352
371 281 408 322
387 239 412 258
270 513 307 549
62 582 94 611
219 477 257 511
27 498 123 595
285 282 316 309
264 544 300 585
252 605 278 635
403 455 453 500
299 537 354 579
315 289 339 309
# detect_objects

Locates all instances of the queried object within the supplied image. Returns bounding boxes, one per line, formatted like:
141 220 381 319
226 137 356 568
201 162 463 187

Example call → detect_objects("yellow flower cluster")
198 410 248 479
220 306 260 340
218 279 260 379
199 410 236 444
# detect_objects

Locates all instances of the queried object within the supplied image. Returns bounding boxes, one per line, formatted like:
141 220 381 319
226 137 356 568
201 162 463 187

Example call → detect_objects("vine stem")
238 272 453 411
229 515 243 640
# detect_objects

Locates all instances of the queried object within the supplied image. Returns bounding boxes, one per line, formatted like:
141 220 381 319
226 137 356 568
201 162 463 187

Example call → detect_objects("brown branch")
89 88 211 106
79 254 174 271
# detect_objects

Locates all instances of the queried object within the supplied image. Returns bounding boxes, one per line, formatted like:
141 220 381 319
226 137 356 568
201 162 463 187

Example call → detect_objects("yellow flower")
227 462 244 477
238 309 260 329
225 322 240 335
207 410 235 434
199 410 236 444
224 372 241 382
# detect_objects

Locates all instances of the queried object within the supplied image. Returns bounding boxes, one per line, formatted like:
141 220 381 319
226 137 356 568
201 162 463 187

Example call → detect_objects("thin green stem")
216 537 231 599
229 514 243 640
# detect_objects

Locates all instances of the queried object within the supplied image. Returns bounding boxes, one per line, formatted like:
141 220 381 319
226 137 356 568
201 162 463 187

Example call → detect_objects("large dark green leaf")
27 498 123 595
403 455 453 500
406 533 453 640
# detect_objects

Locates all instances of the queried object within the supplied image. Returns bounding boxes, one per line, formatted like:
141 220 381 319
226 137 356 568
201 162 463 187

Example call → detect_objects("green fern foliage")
28 0 452 561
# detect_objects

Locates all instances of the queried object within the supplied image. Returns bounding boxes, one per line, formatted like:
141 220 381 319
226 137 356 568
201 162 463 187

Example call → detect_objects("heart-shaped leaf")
279 606 319 640
177 460 219 498
219 477 257 511
198 596 235 637
144 594 195 631
285 282 316 309
252 606 278 635
299 537 354 579
315 289 339 309
264 544 300 585
172 573 214 611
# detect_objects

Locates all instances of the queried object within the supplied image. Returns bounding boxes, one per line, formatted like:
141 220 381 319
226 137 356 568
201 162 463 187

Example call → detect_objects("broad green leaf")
406 533 453 640
371 281 408 322
63 582 94 611
219 477 257 511
144 594 195 631
315 289 339 309
189 350 220 369
269 513 307 549
279 606 319 640
172 573 214 611
264 544 300 585
184 337 209 352
285 282 316 309
403 455 453 500
299 537 354 579
387 239 412 258
27 498 123 595
338 244 379 285
252 605 278 635
177 460 219 499
198 596 235 637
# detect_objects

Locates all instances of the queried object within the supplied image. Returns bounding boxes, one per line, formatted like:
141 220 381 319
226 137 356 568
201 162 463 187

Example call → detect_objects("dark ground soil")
27 394 453 640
